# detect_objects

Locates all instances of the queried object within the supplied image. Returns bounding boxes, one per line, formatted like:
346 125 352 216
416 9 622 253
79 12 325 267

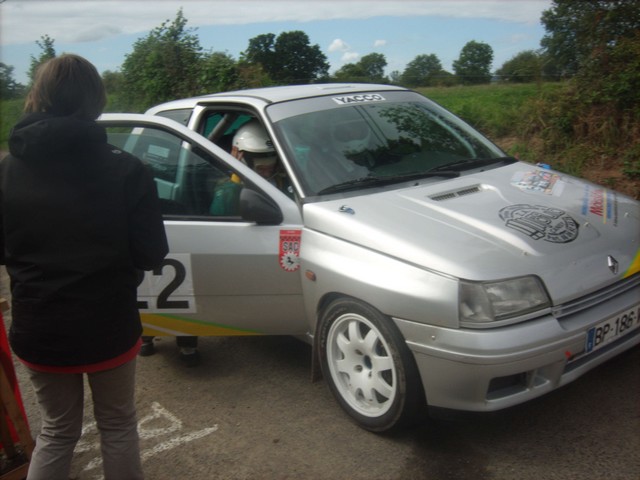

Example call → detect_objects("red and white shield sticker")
279 229 301 272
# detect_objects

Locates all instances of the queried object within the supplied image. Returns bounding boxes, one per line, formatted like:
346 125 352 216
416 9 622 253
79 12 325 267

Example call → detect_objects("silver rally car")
100 83 640 431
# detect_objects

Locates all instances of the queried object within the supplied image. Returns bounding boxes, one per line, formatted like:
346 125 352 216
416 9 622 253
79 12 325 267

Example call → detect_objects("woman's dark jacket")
0 113 169 366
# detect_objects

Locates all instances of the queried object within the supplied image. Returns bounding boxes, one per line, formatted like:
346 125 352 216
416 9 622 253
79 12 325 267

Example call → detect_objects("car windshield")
268 90 508 196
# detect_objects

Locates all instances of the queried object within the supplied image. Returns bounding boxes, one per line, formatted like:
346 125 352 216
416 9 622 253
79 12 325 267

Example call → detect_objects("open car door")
98 114 307 338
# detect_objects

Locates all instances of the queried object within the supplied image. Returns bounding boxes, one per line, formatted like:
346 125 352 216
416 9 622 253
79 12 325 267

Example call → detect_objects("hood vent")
430 185 482 202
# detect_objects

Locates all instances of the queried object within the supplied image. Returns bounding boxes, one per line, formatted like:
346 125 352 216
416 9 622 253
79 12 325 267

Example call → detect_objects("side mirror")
239 188 283 225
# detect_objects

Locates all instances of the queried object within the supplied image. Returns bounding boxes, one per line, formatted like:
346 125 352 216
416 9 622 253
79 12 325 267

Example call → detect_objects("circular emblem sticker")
499 204 578 243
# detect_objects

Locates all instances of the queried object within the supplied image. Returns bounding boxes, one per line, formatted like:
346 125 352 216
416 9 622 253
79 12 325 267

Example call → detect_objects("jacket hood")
8 113 106 160
303 162 640 305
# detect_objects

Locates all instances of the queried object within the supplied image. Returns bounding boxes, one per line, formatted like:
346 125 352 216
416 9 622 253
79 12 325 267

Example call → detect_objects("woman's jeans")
25 358 143 480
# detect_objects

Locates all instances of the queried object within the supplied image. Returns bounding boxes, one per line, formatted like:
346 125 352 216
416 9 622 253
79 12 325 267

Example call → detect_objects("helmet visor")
243 151 278 168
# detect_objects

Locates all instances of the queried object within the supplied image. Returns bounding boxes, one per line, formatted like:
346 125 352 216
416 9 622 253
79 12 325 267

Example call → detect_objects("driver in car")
210 120 292 215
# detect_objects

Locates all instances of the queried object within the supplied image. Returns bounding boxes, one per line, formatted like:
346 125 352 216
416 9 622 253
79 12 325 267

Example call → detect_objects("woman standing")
0 54 168 479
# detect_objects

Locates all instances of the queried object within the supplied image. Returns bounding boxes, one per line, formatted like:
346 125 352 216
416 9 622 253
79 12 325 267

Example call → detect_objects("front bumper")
394 283 640 411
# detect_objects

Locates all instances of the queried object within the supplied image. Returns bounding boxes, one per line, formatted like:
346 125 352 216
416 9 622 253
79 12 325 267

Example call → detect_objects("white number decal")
137 254 195 313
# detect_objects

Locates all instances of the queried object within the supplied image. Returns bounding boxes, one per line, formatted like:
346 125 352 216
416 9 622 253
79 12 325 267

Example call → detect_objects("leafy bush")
419 81 638 198
506 82 639 198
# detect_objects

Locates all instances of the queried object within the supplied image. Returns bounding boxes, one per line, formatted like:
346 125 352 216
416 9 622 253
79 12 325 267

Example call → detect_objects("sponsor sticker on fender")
582 185 618 226
279 229 301 272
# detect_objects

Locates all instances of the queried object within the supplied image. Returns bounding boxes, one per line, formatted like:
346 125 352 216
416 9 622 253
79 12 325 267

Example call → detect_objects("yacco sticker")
511 170 565 196
581 185 618 226
332 94 386 105
280 229 301 272
499 204 579 243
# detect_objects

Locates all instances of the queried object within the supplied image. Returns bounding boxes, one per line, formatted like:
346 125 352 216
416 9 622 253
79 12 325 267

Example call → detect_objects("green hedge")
1 98 25 152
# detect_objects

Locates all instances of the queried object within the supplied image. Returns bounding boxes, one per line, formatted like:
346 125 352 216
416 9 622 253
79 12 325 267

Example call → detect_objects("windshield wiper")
317 171 460 195
429 156 516 173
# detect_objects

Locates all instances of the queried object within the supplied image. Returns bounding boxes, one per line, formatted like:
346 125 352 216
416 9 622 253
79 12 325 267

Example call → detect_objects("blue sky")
0 0 552 85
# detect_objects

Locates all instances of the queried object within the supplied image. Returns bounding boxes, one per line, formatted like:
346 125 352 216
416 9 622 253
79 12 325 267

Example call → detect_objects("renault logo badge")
607 255 619 275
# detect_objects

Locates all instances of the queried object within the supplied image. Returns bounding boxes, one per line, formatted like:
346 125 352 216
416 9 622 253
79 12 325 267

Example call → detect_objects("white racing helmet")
233 120 278 170
233 121 274 152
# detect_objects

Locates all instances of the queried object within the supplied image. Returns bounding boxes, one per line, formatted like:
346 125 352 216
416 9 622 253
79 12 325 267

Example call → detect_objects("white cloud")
342 51 360 63
373 39 387 48
1 0 552 46
329 38 359 67
328 38 350 53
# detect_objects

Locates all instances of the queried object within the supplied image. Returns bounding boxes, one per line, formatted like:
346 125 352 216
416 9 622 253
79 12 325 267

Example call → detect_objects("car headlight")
459 276 550 325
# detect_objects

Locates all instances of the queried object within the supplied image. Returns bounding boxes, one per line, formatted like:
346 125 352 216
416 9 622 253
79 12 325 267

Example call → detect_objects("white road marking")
140 426 219 461
138 401 183 438
75 401 218 479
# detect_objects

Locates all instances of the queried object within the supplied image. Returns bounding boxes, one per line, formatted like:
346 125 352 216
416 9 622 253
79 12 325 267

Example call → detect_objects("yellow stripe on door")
141 313 262 337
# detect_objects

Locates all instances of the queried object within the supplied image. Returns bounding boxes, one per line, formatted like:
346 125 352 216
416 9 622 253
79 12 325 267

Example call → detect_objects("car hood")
302 163 640 304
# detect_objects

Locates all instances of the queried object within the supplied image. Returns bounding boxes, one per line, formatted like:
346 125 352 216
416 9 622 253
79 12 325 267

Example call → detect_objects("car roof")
147 83 410 113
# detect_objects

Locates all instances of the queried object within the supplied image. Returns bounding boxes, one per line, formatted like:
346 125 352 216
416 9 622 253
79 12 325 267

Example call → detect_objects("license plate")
585 304 640 354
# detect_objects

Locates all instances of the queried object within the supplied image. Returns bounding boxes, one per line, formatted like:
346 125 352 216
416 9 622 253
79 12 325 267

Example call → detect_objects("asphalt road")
2 268 639 480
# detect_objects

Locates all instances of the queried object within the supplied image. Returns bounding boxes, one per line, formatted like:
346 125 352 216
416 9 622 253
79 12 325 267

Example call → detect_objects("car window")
269 91 504 196
105 125 244 219
201 111 255 153
202 112 224 137
154 108 193 127
197 110 296 200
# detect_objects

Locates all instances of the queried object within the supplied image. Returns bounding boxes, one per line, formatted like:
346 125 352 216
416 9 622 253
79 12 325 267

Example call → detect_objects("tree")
28 34 56 84
121 9 203 110
452 41 493 84
243 31 329 84
358 53 387 83
541 0 640 105
333 53 388 83
518 0 640 196
388 70 402 85
234 62 274 90
100 70 129 112
541 0 640 77
333 62 366 82
243 33 276 70
401 54 443 87
0 63 24 99
200 51 240 93
274 31 329 83
102 70 124 94
495 50 543 83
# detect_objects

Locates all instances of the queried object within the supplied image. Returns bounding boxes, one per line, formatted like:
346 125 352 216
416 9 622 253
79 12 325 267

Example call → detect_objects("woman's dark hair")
24 54 107 120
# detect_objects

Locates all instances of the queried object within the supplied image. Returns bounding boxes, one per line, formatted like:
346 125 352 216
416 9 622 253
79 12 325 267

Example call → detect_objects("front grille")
552 273 640 319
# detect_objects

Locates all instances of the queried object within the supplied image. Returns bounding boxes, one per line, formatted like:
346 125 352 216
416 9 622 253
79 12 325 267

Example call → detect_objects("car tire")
318 297 425 432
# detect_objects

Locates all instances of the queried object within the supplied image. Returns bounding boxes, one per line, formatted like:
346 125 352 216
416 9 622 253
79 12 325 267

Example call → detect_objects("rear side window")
200 111 256 153
202 112 254 138
155 109 193 127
